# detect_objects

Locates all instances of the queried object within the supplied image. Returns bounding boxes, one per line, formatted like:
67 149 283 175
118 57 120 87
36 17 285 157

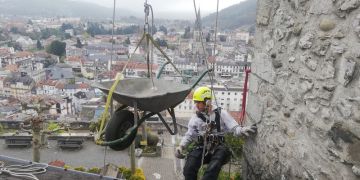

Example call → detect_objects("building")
2 73 35 98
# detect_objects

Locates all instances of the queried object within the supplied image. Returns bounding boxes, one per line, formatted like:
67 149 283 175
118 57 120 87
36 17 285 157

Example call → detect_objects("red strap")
239 67 251 126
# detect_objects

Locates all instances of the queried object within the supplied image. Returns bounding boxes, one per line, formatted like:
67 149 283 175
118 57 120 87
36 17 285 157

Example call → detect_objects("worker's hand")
236 124 257 137
175 146 186 159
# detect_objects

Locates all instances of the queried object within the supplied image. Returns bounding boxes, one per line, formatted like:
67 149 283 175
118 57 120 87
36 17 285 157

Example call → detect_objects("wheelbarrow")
93 68 212 150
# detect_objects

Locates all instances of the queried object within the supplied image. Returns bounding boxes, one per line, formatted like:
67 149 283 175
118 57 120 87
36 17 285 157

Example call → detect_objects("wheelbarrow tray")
94 78 191 113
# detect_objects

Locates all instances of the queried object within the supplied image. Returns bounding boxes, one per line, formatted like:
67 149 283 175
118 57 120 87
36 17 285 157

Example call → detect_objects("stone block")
249 74 262 93
333 29 346 39
312 41 331 56
331 43 346 55
319 61 335 80
300 53 318 71
299 32 315 49
339 0 360 12
319 19 336 31
257 0 273 26
252 53 276 84
352 166 360 177
338 57 356 86
246 92 264 124
336 99 352 118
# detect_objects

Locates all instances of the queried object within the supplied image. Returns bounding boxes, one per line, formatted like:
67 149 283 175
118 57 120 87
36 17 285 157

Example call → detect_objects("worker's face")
194 101 207 112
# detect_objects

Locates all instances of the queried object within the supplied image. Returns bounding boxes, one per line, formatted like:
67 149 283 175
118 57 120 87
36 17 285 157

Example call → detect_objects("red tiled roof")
48 160 65 167
55 82 65 89
15 51 33 58
66 56 84 64
207 56 216 64
5 64 19 72
0 48 11 56
77 83 90 89
36 80 58 88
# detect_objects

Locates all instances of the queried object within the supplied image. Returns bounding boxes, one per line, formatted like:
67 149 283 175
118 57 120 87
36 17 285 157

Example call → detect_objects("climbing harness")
192 0 222 169
0 161 48 180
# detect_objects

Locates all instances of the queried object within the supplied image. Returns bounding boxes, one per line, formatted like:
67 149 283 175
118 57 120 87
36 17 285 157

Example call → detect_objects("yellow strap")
98 73 124 135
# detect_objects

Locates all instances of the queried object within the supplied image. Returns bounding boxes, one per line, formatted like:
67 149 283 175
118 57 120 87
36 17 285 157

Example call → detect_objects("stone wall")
244 0 360 179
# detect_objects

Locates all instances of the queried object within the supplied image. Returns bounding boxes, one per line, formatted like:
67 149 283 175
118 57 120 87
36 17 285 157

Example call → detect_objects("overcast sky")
75 0 245 18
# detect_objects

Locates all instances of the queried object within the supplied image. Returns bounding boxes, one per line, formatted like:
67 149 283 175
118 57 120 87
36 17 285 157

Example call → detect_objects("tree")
124 37 130 45
27 19 33 25
10 27 19 34
75 38 83 48
205 33 211 42
7 41 22 51
219 35 227 42
155 38 168 47
36 40 43 50
60 23 73 32
159 25 167 35
46 40 66 57
182 26 191 39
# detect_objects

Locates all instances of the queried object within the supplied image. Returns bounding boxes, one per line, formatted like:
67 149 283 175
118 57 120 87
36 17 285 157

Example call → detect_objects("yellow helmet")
193 86 212 102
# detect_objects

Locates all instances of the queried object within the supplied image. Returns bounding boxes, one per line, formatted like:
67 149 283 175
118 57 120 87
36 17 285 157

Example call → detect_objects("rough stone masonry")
243 0 360 179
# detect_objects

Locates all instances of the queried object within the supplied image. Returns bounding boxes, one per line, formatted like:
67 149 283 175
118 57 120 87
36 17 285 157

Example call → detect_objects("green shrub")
224 134 244 160
46 122 64 133
119 166 132 179
0 124 3 134
147 132 159 146
64 164 72 170
74 166 86 172
89 122 99 132
87 167 101 174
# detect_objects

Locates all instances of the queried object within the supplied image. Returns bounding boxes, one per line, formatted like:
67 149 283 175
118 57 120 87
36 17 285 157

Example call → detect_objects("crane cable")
96 1 184 145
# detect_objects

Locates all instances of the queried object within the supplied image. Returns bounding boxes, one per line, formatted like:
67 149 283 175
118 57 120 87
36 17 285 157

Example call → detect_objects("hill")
202 0 257 30
0 0 138 19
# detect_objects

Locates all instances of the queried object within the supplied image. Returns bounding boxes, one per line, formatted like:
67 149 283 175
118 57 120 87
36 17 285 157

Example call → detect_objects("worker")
175 86 257 180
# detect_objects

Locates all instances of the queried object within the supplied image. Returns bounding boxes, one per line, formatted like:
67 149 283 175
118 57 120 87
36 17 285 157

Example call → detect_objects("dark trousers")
183 145 231 180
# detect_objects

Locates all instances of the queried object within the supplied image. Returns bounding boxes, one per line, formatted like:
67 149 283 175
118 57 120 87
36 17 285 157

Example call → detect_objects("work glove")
175 146 186 159
235 124 257 137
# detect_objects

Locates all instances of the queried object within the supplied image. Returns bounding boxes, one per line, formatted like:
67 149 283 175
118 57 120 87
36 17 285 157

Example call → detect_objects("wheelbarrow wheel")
105 110 136 151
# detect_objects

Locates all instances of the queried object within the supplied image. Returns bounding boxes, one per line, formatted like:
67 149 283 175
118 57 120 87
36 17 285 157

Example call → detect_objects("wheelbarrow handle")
156 61 170 79
191 68 213 90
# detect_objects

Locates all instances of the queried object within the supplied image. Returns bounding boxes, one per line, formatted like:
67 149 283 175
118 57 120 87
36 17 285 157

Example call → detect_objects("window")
228 92 230 95
234 98 237 101
235 93 237 95
227 98 230 100
222 92 224 95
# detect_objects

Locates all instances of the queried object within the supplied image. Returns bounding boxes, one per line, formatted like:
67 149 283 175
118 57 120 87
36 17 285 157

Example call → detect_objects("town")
0 1 253 179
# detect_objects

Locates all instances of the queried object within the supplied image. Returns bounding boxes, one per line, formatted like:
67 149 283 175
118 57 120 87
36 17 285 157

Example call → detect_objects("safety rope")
192 0 221 170
0 161 48 180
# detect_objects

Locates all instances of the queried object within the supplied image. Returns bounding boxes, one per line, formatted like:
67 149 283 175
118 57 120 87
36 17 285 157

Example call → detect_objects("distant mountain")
0 0 139 19
202 0 257 30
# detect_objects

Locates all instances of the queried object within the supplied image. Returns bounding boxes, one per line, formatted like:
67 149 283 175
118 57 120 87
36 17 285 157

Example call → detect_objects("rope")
109 0 116 71
95 30 146 146
193 0 221 169
0 161 48 180
144 2 156 88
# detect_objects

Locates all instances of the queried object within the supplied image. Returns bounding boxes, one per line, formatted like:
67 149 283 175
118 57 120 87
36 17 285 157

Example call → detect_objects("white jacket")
179 108 242 148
